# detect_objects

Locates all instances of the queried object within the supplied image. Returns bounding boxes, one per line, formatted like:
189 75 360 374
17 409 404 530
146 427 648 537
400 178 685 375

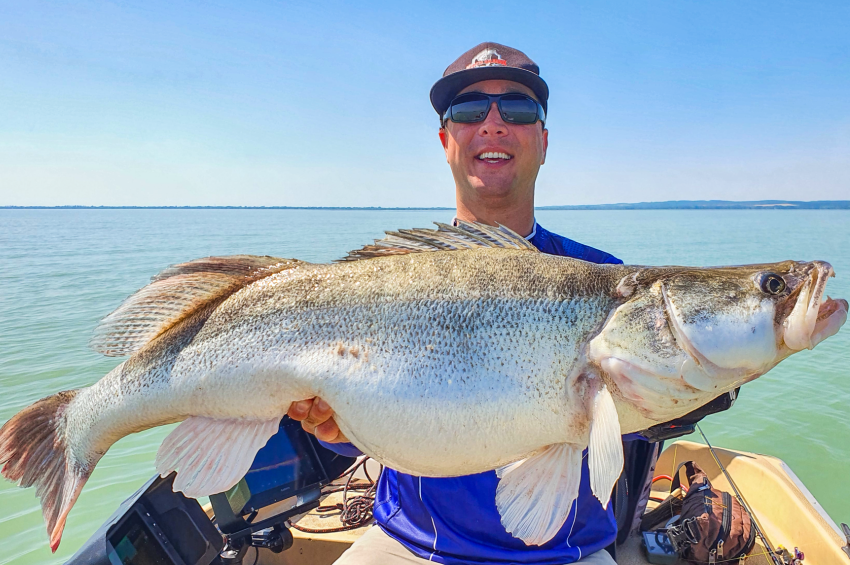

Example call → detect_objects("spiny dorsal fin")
338 220 538 262
90 256 304 357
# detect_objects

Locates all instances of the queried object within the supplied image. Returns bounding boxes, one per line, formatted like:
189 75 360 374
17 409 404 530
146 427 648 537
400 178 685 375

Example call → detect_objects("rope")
290 457 382 534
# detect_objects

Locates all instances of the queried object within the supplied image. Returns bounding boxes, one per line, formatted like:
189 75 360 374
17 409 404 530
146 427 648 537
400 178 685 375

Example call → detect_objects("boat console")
65 417 355 565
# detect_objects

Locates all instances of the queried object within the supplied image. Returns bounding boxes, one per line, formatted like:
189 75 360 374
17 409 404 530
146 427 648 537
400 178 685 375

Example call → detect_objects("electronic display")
107 516 171 565
221 417 328 516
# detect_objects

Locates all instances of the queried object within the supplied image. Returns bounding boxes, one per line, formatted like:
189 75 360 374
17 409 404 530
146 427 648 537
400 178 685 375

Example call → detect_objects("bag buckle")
667 518 700 554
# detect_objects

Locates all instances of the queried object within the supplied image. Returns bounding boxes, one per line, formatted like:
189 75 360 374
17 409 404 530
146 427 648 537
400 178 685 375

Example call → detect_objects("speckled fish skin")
65 250 843 476
69 250 625 476
2 227 847 551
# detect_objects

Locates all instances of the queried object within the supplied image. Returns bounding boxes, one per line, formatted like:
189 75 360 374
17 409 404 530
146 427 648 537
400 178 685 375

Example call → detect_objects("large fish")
1 222 846 551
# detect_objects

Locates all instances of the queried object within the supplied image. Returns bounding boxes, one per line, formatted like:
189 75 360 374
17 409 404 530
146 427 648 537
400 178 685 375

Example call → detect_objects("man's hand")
287 398 349 443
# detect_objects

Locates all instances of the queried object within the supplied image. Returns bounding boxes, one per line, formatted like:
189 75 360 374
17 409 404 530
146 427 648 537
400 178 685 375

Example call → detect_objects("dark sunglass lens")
499 95 539 124
450 95 490 123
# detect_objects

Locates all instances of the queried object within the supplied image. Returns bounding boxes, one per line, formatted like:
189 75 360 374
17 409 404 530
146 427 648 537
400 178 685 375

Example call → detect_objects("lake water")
0 209 848 563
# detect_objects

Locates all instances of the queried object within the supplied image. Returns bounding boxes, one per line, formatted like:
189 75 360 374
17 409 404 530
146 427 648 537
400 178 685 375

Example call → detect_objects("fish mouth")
783 261 847 350
811 296 847 347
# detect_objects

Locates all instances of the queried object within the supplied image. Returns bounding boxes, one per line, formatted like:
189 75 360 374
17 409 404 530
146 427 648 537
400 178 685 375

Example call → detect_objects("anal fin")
588 385 623 508
494 443 582 546
156 416 281 498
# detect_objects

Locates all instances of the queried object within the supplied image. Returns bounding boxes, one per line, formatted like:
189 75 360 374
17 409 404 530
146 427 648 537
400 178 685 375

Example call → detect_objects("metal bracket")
841 522 850 560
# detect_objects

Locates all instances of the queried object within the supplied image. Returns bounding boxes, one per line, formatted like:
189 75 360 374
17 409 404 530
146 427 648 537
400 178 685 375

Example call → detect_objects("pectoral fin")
588 385 623 508
156 416 281 498
494 443 582 546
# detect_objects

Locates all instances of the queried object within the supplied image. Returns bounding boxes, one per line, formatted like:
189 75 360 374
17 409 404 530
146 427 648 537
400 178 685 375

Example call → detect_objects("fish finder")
66 417 356 565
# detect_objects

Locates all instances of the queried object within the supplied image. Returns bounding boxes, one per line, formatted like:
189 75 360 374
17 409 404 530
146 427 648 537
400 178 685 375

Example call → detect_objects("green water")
0 209 848 563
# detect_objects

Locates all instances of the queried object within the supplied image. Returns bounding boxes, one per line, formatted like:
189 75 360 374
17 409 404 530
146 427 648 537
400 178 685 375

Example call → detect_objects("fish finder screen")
107 512 171 565
229 418 327 513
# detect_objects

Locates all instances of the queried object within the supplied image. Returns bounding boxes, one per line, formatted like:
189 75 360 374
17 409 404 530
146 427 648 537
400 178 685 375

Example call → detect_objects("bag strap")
640 460 698 532
737 513 758 559
709 491 733 561
669 461 690 495
640 493 683 531
669 461 705 494
641 460 713 533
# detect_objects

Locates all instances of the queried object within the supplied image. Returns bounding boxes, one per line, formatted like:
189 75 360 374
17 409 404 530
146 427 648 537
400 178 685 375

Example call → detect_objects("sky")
0 0 848 207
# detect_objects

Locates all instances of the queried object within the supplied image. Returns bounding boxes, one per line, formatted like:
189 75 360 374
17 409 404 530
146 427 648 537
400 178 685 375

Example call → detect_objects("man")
288 43 621 564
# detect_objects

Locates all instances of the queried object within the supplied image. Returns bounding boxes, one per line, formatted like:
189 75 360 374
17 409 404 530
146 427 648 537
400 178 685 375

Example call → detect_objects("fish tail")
0 389 93 552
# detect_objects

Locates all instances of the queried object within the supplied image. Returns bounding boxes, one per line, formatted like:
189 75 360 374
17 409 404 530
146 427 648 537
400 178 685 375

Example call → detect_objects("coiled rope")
290 457 381 534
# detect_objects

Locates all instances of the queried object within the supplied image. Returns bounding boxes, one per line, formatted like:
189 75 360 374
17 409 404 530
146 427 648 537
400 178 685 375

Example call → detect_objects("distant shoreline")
2 200 849 210
0 206 455 210
538 200 850 210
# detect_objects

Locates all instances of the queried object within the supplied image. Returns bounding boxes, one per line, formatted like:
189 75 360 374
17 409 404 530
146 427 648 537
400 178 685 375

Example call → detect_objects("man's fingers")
314 419 346 443
287 399 314 421
288 398 349 443
290 397 334 430
313 398 332 418
300 415 349 443
299 398 333 429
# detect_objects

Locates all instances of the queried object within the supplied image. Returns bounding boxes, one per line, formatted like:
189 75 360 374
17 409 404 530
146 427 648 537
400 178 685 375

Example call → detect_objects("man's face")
440 79 548 204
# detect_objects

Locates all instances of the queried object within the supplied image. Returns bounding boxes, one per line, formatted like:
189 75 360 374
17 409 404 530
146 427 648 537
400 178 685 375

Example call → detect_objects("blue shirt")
323 222 623 564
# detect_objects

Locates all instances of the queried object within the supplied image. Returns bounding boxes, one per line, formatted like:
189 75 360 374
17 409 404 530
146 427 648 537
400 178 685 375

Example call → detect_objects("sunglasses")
442 92 546 127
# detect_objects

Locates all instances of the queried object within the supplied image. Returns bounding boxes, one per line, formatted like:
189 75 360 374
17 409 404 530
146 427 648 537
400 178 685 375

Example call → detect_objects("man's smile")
476 151 513 164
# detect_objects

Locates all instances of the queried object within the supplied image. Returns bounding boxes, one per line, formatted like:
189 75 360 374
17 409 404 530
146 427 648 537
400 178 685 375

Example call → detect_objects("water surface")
0 209 847 563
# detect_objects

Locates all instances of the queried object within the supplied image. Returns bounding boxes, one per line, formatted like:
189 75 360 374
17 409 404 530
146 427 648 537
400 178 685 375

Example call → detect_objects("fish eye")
758 273 786 295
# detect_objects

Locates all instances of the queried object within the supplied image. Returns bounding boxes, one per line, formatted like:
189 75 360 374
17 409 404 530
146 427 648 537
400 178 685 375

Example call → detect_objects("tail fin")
0 390 92 552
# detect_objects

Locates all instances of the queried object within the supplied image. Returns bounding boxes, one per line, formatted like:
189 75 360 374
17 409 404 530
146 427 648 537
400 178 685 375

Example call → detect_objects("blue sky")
1 0 848 206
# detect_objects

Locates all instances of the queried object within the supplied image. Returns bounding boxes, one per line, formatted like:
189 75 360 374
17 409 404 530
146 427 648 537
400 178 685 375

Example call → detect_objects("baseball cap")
430 42 549 118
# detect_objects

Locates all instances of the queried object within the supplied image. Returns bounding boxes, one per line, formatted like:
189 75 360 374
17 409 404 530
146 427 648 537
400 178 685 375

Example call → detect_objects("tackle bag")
641 461 756 564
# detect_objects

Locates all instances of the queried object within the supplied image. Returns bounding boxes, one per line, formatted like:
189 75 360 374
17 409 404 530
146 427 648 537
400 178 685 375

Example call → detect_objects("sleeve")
318 439 364 457
578 243 623 265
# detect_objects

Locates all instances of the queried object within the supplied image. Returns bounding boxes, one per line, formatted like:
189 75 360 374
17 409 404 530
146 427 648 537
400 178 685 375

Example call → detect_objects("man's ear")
540 127 549 165
439 127 449 150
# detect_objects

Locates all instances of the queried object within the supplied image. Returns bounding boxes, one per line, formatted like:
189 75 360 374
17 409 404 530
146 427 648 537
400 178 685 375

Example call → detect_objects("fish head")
588 261 847 421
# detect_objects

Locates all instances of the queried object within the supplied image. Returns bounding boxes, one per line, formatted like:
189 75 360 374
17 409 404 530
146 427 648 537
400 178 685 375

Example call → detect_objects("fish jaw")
783 262 846 350
811 297 848 347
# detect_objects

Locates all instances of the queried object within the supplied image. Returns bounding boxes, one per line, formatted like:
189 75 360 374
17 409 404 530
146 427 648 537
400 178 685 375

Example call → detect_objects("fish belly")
176 285 614 477
324 361 587 477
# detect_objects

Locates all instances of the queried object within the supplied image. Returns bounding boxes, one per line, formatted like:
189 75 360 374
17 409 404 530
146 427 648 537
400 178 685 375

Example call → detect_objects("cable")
290 457 382 534
651 474 688 493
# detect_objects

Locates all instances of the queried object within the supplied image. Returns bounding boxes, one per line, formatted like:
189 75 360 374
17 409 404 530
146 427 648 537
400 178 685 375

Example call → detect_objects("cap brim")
430 66 549 116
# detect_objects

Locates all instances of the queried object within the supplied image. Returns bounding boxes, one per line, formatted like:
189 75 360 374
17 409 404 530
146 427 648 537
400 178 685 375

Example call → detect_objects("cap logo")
466 48 507 69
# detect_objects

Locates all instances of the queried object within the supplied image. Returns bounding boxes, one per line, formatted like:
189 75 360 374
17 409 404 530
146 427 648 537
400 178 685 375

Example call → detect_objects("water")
0 208 848 562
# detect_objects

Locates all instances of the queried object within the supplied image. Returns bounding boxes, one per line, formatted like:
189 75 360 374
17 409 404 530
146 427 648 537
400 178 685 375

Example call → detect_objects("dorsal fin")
338 220 538 262
90 256 304 357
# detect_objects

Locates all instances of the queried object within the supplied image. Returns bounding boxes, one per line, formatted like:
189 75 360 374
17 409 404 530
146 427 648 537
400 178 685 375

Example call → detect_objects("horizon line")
2 199 850 211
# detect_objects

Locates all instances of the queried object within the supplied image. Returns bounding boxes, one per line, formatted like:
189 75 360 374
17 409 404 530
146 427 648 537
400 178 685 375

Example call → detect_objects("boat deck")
251 441 847 564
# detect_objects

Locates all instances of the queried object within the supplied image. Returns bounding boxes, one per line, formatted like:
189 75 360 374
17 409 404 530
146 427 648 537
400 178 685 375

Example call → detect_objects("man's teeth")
478 152 511 160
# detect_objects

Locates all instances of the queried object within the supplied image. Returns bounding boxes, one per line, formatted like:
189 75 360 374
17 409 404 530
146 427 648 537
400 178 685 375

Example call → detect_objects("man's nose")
477 101 507 136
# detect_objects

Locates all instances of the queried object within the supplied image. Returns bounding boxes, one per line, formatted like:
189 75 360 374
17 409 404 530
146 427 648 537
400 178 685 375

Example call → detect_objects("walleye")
1 222 847 551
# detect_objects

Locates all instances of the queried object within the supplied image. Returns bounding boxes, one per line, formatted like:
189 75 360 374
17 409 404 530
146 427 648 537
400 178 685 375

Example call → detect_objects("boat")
65 420 850 565
244 440 850 565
